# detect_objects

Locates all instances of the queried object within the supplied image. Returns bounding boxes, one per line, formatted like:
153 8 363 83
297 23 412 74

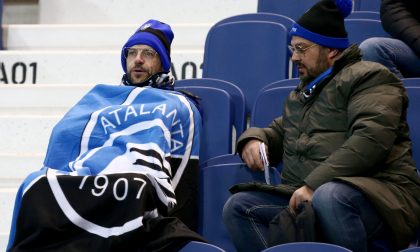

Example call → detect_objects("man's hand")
241 139 267 171
289 185 314 212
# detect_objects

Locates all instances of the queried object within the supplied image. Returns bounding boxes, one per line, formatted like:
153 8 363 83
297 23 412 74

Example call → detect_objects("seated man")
7 19 204 252
223 0 420 251
359 0 420 78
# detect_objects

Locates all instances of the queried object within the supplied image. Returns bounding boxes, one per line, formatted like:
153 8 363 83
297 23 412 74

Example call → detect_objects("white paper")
259 142 270 185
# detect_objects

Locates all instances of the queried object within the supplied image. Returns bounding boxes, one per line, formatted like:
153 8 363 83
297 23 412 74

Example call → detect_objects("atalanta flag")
7 84 203 251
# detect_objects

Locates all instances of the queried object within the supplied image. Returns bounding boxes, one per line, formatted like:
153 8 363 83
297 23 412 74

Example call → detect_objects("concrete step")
0 84 95 109
38 0 256 24
0 49 203 85
0 115 59 154
0 153 43 179
3 23 211 50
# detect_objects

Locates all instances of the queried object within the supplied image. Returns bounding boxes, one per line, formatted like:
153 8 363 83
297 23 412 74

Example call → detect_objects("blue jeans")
223 182 392 252
359 37 420 78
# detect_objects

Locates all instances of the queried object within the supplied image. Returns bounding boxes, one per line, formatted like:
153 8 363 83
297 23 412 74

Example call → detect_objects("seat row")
257 0 381 21
184 78 420 166
201 12 389 115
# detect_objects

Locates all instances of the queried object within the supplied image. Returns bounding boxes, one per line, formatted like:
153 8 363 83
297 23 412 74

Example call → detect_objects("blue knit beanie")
290 0 352 49
121 19 174 73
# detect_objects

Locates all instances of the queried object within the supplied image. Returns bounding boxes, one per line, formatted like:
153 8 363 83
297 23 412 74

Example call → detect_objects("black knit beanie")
290 0 352 49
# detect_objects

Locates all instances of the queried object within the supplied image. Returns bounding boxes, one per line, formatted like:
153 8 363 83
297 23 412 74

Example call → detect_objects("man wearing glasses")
121 20 174 89
7 20 204 251
223 0 420 251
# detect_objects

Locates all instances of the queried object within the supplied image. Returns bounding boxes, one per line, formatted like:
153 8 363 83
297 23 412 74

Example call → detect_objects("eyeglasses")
288 43 318 56
124 47 158 60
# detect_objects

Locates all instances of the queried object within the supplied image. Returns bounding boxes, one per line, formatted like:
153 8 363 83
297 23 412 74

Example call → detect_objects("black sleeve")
380 0 420 55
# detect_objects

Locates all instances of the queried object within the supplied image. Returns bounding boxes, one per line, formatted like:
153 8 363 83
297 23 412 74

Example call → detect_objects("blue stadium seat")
176 78 247 140
262 242 352 252
258 78 300 94
400 247 420 252
250 86 295 128
199 160 281 252
404 85 420 173
402 78 420 87
353 0 381 12
179 241 226 252
202 21 290 114
174 86 232 163
214 13 295 31
257 0 319 21
201 153 243 168
211 13 298 79
346 11 380 20
344 19 390 45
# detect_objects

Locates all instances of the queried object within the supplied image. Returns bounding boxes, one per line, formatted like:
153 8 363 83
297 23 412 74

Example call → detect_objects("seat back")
199 159 281 251
176 78 246 139
346 11 380 20
397 247 420 252
250 86 295 128
353 0 381 11
174 86 232 163
258 78 300 94
257 0 319 21
214 12 295 30
262 242 352 252
212 13 298 79
202 21 290 114
344 19 389 45
404 85 420 171
402 78 420 87
179 241 226 252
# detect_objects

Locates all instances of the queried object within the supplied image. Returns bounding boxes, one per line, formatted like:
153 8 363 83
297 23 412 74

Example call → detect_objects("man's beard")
128 70 151 84
299 51 330 87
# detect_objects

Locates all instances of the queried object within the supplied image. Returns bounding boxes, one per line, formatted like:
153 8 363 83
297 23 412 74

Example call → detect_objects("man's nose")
291 51 301 62
134 53 145 63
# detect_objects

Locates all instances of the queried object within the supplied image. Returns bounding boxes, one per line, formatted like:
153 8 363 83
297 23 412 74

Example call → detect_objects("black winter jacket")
381 0 420 56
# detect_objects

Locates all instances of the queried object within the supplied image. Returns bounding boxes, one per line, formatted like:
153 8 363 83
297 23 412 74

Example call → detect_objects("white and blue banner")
7 84 203 252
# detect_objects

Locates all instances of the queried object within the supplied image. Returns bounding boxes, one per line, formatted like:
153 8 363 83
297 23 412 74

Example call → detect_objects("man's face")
290 36 331 86
125 45 163 83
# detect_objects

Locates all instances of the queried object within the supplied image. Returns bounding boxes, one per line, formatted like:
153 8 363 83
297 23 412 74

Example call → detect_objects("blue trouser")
223 181 392 252
359 37 420 79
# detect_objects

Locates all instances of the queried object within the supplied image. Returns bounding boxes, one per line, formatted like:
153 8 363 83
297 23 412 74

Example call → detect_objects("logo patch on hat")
140 23 152 31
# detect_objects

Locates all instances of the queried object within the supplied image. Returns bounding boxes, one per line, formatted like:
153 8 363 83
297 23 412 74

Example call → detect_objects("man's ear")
328 48 339 58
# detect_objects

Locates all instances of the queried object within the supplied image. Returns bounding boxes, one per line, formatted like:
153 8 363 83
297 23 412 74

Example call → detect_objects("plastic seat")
258 78 300 94
202 20 290 114
346 11 380 20
257 0 320 21
176 78 246 139
174 86 232 163
404 85 420 173
353 0 381 12
400 247 420 252
250 86 295 128
214 12 295 31
179 241 226 252
344 19 389 45
201 153 243 167
199 160 281 251
211 13 298 79
402 78 420 87
262 242 352 252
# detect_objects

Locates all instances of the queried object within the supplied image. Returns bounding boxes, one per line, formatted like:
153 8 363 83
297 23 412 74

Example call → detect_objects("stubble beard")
299 51 330 87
